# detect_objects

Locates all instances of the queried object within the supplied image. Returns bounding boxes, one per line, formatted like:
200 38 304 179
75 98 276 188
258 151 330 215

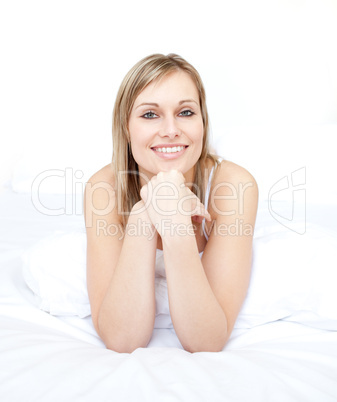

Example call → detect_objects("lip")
151 144 188 160
151 143 188 148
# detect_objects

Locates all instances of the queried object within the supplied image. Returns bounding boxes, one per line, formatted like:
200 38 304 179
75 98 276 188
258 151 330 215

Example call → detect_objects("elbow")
99 324 151 353
184 338 227 353
181 318 229 353
104 338 149 354
99 326 151 353
182 331 229 353
96 314 152 354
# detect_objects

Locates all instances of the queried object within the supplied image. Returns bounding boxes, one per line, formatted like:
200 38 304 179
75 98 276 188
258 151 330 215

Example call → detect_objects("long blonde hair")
111 53 219 227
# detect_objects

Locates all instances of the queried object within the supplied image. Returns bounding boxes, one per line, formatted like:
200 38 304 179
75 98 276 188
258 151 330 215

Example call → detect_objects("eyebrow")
135 99 198 110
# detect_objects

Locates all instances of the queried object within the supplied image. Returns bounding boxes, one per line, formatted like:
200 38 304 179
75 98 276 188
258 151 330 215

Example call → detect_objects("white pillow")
21 229 174 328
22 230 90 318
22 224 337 330
236 224 337 329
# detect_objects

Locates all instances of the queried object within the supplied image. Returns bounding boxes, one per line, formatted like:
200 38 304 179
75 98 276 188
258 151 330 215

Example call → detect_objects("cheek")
129 120 145 155
188 121 204 164
129 137 145 164
129 136 152 170
193 120 204 147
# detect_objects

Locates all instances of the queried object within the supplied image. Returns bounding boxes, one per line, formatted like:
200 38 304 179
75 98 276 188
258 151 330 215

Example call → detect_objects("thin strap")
204 167 214 212
202 165 215 241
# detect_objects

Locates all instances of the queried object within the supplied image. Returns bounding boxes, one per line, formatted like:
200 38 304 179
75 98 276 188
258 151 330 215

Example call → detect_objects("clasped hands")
138 170 211 237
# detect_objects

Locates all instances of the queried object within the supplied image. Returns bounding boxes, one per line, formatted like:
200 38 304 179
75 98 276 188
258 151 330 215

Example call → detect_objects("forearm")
98 207 157 352
162 231 228 353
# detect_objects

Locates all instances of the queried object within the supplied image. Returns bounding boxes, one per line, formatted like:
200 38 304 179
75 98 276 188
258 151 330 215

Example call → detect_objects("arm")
84 169 157 353
141 163 258 353
162 232 228 353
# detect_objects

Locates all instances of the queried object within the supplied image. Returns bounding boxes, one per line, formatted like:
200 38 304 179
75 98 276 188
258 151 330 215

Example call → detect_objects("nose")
159 116 181 139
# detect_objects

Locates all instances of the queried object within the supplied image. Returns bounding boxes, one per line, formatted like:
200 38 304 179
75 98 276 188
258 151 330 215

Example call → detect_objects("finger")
140 185 146 198
204 209 212 221
192 215 204 224
191 206 211 222
195 212 211 222
200 206 212 221
195 200 212 222
140 185 148 202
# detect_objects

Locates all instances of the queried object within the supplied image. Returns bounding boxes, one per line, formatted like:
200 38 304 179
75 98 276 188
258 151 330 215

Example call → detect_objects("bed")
1 123 337 402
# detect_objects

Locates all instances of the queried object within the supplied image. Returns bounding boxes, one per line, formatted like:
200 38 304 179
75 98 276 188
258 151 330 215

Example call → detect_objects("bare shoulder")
87 164 115 188
84 164 119 225
85 164 116 200
214 159 258 188
208 159 258 221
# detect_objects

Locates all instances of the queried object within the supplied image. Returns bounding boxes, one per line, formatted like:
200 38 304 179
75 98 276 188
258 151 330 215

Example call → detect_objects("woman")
84 53 258 353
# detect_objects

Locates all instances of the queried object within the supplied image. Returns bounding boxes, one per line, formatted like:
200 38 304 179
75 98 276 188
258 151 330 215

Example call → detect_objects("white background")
1 0 336 202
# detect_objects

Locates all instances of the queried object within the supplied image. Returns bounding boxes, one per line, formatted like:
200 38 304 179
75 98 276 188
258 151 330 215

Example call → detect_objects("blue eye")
142 111 157 119
180 110 194 117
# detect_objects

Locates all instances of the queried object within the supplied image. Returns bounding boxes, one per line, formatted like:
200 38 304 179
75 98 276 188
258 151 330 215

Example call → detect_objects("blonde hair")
111 53 219 227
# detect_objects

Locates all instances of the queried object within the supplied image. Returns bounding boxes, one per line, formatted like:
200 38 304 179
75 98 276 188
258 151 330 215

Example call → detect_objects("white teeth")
153 146 185 153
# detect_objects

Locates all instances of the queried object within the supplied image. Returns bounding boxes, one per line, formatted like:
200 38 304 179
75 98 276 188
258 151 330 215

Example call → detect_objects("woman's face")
128 70 204 186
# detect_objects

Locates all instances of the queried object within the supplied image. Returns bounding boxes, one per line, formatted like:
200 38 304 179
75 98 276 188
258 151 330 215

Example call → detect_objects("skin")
128 70 203 188
84 71 258 353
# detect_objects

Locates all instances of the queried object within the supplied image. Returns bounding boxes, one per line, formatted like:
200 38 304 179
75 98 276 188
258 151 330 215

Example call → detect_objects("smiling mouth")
151 145 189 160
151 145 188 154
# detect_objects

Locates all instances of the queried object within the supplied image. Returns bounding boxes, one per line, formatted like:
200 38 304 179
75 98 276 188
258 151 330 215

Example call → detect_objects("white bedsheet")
0 189 337 402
